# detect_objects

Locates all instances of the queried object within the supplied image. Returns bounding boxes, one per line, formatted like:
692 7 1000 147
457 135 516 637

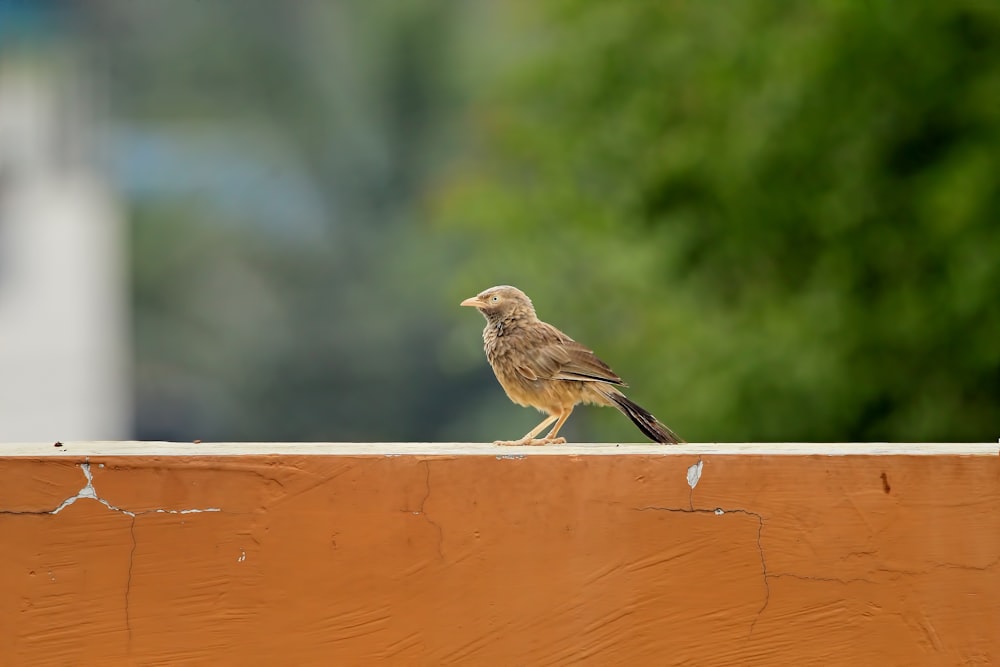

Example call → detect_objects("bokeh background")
0 0 997 443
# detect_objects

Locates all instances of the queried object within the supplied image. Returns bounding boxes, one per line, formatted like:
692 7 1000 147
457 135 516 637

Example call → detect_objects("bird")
460 285 682 445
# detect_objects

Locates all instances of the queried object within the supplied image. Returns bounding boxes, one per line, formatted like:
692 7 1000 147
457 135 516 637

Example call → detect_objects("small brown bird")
461 285 682 445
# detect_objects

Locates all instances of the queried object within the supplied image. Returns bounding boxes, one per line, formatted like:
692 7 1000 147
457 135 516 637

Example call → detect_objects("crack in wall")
56 461 134 516
638 458 770 634
397 460 444 560
126 516 137 643
417 461 444 559
874 557 1000 577
0 459 223 645
769 572 874 585
637 505 769 635
765 556 1000 592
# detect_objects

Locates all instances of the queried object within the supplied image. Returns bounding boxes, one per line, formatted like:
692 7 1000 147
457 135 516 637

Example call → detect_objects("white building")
0 56 130 441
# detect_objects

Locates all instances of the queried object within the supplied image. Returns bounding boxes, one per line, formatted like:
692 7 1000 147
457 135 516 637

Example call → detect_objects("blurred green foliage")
436 0 1000 442
79 1 997 441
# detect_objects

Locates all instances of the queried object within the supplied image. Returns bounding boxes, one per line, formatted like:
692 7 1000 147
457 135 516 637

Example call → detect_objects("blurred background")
0 0 996 443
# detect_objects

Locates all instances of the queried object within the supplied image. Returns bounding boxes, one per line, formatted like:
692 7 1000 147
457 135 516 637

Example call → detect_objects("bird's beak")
460 296 482 308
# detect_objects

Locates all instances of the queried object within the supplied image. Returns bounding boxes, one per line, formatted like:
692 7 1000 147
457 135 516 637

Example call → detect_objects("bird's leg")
522 414 558 440
541 407 574 444
494 414 557 446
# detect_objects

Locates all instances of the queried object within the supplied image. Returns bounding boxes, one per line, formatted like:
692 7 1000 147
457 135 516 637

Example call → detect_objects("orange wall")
1 445 998 665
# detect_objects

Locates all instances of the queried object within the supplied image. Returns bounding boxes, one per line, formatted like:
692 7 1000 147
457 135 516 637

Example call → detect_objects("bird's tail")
602 389 683 444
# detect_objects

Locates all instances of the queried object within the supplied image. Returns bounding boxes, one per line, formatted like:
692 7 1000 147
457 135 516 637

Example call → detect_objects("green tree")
436 1 1000 441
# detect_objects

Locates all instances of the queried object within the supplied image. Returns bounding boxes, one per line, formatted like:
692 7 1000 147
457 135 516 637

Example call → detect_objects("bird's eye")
491 295 499 302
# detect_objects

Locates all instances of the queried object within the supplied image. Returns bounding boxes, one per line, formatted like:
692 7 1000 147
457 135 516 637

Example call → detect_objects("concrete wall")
1 442 997 665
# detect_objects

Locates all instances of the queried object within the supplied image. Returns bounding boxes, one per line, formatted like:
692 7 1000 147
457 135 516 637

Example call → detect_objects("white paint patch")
686 460 704 489
714 508 724 515
237 550 246 563
51 462 110 514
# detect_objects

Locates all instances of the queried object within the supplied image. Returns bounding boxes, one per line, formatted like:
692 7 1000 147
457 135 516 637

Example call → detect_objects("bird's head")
460 285 536 321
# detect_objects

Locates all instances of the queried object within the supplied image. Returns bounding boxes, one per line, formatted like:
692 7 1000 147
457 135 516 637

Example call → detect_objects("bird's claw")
493 437 566 446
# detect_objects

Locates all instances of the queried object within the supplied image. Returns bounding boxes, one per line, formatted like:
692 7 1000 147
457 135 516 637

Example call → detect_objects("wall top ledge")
0 441 997 457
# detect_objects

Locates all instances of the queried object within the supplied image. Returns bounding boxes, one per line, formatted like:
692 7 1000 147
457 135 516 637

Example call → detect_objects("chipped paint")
47 461 221 518
686 460 703 489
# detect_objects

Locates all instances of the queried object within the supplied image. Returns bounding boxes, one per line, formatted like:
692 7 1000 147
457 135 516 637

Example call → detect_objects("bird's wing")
513 325 625 386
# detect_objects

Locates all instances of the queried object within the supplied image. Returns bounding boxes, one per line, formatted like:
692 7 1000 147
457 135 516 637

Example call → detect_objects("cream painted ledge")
1 441 997 457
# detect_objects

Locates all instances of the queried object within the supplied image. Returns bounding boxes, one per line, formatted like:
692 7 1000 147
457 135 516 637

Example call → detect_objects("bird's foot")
493 438 566 447
541 436 566 445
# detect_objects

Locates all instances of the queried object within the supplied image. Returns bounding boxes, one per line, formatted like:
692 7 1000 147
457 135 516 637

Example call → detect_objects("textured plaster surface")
1 444 997 665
